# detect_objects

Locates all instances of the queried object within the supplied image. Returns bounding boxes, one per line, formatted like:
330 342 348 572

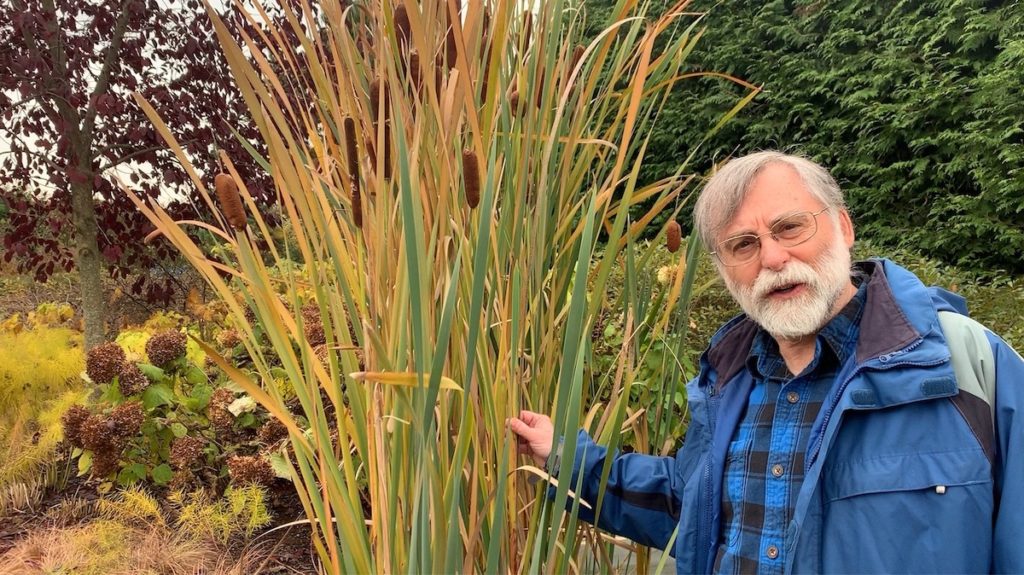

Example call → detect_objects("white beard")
723 241 853 339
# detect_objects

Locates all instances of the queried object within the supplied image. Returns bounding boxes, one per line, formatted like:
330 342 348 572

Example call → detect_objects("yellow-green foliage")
170 485 272 543
0 325 84 421
117 320 206 366
28 302 75 328
97 485 165 526
0 325 88 515
1 390 88 487
0 517 239 575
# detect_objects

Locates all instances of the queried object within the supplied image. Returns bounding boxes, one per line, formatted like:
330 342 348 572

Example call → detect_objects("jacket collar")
702 259 940 392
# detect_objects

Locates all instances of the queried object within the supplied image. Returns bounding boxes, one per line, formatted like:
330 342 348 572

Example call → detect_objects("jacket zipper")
805 338 942 471
698 385 719 574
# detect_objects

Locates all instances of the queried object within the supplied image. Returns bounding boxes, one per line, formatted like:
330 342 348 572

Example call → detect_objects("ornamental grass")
128 0 756 571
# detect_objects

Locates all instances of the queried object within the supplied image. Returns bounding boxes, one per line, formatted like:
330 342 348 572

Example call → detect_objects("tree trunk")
69 176 107 350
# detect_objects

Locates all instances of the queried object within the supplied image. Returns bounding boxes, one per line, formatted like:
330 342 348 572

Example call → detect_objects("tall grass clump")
129 0 756 571
0 322 86 515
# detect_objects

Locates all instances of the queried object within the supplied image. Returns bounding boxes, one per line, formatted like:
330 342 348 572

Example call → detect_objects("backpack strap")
939 310 996 462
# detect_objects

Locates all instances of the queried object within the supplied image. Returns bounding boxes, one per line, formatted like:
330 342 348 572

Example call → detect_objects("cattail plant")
214 173 246 231
343 117 362 228
666 220 682 253
130 0 757 571
462 148 480 209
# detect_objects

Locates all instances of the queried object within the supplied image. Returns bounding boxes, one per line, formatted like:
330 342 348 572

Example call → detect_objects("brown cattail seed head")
214 173 246 231
343 117 362 228
522 11 533 46
381 129 392 180
569 44 585 76
109 401 144 438
369 79 389 124
535 72 545 108
666 220 682 253
393 4 411 50
86 342 125 384
170 436 205 469
462 149 480 209
409 50 423 92
118 363 148 396
301 302 326 346
227 455 275 486
445 26 458 69
146 330 187 367
509 90 521 114
62 405 91 448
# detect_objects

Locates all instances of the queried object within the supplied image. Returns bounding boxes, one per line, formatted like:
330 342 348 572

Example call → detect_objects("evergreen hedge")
640 0 1023 274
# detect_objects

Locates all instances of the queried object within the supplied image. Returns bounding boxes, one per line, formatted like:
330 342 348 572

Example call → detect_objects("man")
508 151 1023 574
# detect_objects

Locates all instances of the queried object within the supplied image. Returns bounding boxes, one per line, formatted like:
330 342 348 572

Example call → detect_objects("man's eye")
731 238 757 253
775 221 804 236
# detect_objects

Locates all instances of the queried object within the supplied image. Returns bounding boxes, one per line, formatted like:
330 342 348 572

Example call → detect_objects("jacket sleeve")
991 332 1024 573
554 427 691 551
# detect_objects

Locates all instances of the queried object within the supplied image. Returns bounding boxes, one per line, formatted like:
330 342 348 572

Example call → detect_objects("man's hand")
506 410 555 466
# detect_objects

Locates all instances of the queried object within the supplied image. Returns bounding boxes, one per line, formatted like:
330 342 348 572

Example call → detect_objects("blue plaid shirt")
713 278 868 574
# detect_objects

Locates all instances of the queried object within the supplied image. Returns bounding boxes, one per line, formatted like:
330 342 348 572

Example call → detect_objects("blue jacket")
564 259 1024 573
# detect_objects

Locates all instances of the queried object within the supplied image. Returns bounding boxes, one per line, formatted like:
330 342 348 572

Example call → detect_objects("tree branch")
95 143 192 173
81 0 135 142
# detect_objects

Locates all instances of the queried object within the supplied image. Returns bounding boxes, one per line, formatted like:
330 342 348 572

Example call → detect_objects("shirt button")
766 545 780 559
786 391 800 403
771 464 785 478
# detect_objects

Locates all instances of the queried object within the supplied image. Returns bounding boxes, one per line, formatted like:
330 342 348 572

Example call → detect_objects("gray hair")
693 151 847 251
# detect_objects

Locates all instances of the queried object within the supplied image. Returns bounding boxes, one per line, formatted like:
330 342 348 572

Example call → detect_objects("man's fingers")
507 417 532 437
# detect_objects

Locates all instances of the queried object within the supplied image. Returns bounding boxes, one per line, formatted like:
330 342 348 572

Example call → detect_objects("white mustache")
751 263 817 301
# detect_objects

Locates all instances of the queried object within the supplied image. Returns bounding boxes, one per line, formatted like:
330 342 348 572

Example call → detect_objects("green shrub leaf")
151 463 173 485
137 363 168 384
142 383 175 410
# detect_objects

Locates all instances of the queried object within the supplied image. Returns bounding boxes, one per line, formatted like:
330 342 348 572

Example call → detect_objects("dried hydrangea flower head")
86 342 126 384
146 330 187 367
118 363 149 396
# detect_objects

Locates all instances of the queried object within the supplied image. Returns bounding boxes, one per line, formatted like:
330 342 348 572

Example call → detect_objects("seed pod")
370 79 389 124
394 4 411 50
343 117 362 228
409 50 423 92
509 90 520 113
462 149 480 209
445 25 458 69
214 173 246 231
666 220 682 253
569 44 585 77
522 11 532 47
534 70 545 108
366 136 377 175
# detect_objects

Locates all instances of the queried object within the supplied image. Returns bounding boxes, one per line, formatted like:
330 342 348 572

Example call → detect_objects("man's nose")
758 234 790 271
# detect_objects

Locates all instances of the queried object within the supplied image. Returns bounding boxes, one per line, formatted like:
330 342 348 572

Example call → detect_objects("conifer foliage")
644 0 1024 273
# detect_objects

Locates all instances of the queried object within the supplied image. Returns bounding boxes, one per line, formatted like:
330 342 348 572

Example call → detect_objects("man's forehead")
723 185 819 234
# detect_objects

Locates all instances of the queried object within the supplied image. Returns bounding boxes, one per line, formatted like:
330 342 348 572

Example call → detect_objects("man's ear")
838 209 855 248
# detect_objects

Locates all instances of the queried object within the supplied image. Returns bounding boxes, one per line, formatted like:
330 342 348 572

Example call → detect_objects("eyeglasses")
711 207 831 267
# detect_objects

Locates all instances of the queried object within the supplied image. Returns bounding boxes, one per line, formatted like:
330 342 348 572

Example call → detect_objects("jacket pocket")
824 448 990 501
820 449 993 574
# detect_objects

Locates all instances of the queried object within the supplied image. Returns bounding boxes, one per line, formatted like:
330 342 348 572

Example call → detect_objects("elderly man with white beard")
508 151 1024 574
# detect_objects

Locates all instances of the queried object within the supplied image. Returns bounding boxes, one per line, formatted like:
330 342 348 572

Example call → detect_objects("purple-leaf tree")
0 0 270 349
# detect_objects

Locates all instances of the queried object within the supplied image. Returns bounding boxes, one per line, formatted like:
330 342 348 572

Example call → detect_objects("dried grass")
0 520 266 575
